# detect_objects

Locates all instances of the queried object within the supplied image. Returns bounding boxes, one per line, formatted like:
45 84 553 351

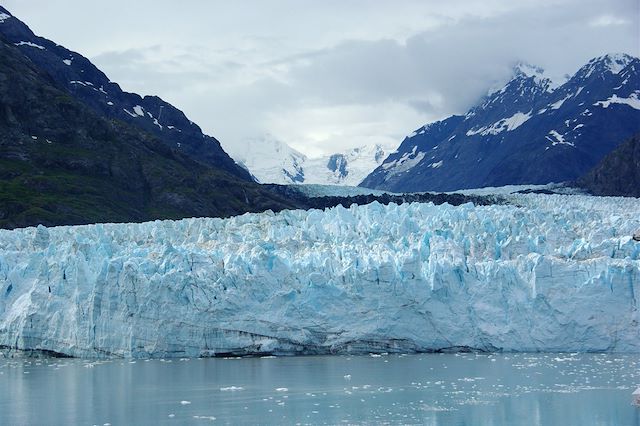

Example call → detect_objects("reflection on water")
0 353 639 425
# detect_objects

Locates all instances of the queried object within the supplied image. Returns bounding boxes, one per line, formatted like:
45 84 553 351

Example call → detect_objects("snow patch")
132 105 145 117
545 130 575 147
466 111 532 136
549 95 571 110
593 92 640 110
14 41 45 50
0 12 12 23
62 59 72 66
382 147 426 178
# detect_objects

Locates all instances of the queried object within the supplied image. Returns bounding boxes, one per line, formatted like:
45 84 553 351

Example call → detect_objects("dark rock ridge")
0 6 251 181
577 133 640 197
265 185 502 210
361 56 640 192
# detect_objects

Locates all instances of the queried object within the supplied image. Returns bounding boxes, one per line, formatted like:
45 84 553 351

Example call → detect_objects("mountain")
360 54 640 192
226 136 391 186
225 137 307 183
0 12 300 229
577 133 640 197
0 6 251 181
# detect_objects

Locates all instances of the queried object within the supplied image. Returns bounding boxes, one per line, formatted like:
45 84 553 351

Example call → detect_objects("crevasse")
0 193 638 358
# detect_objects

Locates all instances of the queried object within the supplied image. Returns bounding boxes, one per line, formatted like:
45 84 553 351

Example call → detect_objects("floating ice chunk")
633 388 640 406
180 400 191 405
220 386 244 391
192 415 216 421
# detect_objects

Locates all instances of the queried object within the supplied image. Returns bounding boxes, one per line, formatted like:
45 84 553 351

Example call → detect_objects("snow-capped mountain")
0 6 250 180
225 137 391 186
304 144 391 186
361 54 640 192
224 137 307 183
1 193 639 357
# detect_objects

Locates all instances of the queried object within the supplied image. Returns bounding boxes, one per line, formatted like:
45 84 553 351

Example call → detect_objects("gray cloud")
3 0 638 156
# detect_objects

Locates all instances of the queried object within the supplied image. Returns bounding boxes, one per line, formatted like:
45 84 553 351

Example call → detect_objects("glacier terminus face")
0 193 639 358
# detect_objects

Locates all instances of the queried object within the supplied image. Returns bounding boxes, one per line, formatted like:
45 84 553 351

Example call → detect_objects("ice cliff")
0 194 639 358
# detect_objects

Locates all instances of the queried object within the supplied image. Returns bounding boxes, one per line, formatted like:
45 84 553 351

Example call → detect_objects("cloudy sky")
4 0 639 157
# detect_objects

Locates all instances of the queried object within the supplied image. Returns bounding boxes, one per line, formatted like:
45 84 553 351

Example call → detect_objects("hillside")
577 134 640 197
0 37 296 229
0 6 251 181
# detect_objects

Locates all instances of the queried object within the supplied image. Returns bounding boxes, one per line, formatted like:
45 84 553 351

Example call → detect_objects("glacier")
0 193 639 358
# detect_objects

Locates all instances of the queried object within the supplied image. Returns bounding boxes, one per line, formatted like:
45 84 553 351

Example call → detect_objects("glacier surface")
0 194 639 358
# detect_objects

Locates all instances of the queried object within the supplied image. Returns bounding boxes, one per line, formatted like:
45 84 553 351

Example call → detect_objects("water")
1 353 638 425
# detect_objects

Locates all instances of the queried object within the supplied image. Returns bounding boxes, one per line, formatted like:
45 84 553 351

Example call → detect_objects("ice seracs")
0 192 638 358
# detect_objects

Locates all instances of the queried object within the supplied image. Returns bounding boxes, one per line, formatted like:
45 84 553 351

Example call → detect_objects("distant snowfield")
223 137 392 186
0 192 638 358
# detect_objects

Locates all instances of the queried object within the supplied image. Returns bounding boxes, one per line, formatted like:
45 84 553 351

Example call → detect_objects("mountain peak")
513 62 545 79
591 53 635 73
510 61 554 92
484 61 553 100
576 53 637 79
0 8 12 23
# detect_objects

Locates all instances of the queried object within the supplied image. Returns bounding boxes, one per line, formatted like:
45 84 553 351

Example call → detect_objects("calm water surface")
1 353 639 425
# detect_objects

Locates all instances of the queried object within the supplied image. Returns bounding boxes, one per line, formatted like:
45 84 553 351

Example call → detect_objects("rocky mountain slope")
0 27 298 229
0 6 251 181
226 136 391 186
577 133 640 197
361 55 640 192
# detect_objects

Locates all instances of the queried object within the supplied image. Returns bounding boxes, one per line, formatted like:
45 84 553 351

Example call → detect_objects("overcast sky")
3 0 639 157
